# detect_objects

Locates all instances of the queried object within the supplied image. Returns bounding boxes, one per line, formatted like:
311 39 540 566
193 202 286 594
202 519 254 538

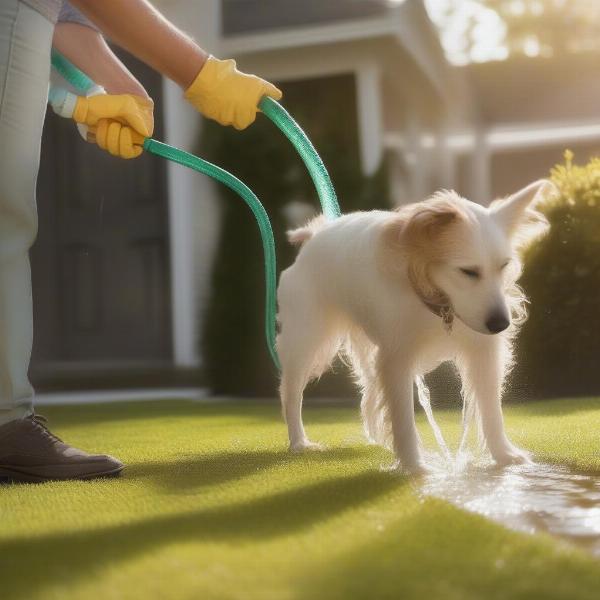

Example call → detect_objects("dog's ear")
401 195 464 250
379 195 464 302
401 199 463 303
382 194 464 258
491 179 555 250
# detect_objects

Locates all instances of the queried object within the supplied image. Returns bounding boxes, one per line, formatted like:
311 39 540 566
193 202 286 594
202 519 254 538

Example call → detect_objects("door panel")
31 50 171 372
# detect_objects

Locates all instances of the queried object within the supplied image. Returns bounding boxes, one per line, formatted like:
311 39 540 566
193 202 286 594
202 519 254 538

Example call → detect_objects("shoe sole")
0 465 124 484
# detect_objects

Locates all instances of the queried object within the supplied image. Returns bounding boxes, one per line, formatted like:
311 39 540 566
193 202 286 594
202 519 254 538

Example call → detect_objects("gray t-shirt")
57 1 98 29
21 0 98 30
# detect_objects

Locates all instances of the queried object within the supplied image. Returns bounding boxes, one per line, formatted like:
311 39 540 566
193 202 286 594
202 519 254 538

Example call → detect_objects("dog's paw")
492 445 532 467
289 439 326 453
385 459 431 476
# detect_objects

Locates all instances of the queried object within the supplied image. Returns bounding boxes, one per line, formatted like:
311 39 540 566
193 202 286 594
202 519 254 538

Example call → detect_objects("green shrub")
200 74 389 396
516 151 600 398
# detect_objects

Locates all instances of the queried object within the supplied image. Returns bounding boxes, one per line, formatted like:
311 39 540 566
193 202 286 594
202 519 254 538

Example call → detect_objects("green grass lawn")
2 396 600 600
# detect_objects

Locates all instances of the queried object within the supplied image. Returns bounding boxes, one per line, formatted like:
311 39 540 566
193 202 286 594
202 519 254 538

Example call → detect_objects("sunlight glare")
425 0 507 65
523 35 541 57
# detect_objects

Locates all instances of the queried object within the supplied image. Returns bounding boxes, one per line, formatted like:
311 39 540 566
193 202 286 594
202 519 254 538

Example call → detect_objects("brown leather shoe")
0 414 124 483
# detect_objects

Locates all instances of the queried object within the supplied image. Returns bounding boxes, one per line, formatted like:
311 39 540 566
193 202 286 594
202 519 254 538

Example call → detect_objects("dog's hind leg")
278 325 339 451
279 371 321 452
277 275 340 452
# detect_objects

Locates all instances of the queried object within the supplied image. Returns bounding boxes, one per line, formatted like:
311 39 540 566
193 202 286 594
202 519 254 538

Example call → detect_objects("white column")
355 62 384 176
471 126 491 204
406 108 426 200
438 113 456 191
157 0 222 367
388 149 410 206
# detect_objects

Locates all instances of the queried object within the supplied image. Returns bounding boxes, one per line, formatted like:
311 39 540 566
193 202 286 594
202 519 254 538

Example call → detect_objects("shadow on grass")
296 499 600 600
0 469 406 599
129 446 381 493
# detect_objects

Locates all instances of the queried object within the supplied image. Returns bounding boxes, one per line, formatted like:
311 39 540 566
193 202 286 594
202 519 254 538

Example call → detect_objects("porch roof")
220 0 450 100
222 0 392 36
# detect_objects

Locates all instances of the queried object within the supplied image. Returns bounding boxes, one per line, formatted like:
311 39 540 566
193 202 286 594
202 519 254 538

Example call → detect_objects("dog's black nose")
486 313 510 333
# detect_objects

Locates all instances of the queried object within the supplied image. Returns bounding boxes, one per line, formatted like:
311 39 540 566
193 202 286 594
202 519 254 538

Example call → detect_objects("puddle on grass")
420 461 600 556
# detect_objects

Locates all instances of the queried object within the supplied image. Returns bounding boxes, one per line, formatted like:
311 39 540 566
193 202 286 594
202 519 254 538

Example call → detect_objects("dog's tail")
287 215 327 247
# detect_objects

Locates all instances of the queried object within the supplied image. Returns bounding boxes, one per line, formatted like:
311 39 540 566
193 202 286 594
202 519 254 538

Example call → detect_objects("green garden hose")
142 138 280 369
51 49 95 94
49 52 340 370
259 97 341 220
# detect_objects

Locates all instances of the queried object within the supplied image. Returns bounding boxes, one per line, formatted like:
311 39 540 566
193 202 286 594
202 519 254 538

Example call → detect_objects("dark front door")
31 51 171 379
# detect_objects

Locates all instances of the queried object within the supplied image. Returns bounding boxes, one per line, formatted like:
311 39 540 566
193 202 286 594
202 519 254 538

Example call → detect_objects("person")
0 0 282 483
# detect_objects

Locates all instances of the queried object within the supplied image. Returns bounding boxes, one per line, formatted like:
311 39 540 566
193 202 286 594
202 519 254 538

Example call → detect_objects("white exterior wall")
153 0 222 367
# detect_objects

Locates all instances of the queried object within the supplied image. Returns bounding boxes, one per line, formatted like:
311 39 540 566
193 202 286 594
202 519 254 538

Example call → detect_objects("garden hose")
51 49 95 94
142 138 280 369
258 97 341 220
49 52 340 370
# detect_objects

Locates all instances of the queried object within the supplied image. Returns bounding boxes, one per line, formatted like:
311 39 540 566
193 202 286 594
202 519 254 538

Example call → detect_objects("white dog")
276 180 554 473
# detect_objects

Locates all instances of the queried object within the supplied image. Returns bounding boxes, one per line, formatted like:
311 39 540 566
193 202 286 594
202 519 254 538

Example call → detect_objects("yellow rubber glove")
88 119 146 159
72 94 154 139
184 56 282 130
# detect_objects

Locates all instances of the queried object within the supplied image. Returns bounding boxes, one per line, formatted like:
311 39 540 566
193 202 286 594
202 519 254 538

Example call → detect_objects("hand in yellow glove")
87 119 147 159
73 94 154 139
184 56 282 130
73 94 153 159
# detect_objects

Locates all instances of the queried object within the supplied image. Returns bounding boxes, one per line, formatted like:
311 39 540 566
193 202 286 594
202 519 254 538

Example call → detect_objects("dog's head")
383 180 554 335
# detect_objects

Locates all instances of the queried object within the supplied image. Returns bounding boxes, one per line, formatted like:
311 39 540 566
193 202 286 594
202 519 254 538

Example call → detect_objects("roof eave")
220 15 398 56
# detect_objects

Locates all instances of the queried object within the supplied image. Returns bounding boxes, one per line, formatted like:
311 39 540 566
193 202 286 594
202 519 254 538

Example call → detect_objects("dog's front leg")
460 340 530 465
377 352 424 473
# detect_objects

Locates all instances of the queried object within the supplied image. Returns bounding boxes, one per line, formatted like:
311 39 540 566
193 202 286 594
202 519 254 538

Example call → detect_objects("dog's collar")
420 297 454 332
408 271 454 332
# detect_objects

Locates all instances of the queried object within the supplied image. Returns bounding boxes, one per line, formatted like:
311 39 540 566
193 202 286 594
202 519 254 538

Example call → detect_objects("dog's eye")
459 267 480 279
500 260 510 270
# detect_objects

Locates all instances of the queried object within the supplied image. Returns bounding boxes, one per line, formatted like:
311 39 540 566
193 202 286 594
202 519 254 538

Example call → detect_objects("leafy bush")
516 151 600 398
201 74 389 396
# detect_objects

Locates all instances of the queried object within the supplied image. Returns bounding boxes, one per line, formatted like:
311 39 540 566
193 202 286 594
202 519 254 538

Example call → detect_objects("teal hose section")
50 51 280 369
143 138 280 369
50 49 95 94
259 96 341 220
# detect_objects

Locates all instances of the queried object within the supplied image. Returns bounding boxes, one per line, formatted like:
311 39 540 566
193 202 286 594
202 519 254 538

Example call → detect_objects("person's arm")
69 0 282 130
52 15 153 159
52 22 149 98
68 0 207 89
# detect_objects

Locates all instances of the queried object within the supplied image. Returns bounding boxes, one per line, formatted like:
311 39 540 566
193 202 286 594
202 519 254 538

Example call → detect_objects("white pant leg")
0 1 53 424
